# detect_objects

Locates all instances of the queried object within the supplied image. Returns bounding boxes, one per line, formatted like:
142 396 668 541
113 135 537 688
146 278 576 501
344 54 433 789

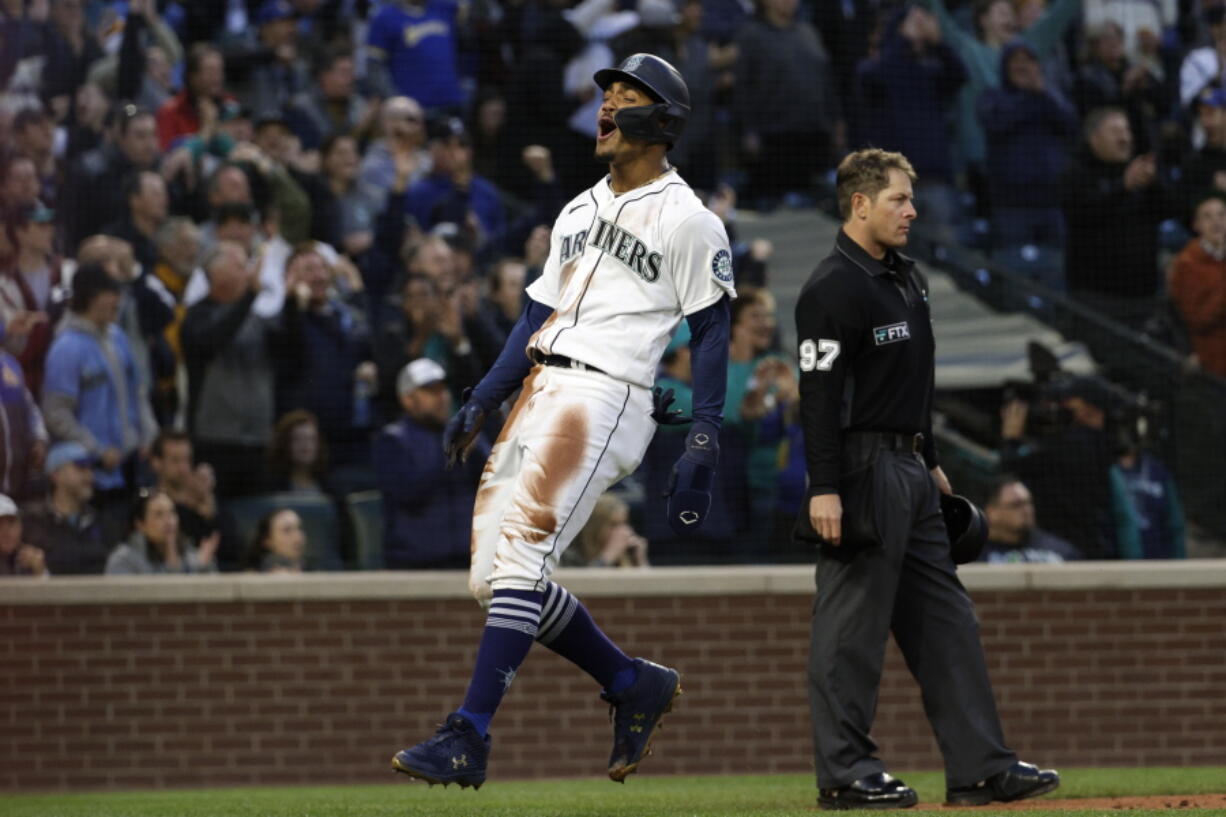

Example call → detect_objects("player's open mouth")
598 116 617 141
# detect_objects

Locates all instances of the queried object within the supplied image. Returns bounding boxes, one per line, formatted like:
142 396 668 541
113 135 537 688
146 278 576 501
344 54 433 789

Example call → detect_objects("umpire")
795 149 1059 810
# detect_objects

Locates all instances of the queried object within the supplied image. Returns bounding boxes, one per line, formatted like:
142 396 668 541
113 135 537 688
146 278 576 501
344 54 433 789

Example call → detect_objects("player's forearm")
469 297 551 411
685 296 730 429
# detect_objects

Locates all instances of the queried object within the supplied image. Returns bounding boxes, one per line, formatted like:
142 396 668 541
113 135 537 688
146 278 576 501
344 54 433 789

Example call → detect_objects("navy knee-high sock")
535 582 637 693
457 588 542 737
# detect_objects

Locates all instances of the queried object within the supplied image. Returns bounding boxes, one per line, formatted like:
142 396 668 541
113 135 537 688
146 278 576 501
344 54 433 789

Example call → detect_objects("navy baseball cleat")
391 712 490 789
601 658 682 782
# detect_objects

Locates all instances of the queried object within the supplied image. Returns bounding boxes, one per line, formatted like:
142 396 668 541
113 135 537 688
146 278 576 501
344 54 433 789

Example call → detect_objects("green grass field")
3 768 1225 817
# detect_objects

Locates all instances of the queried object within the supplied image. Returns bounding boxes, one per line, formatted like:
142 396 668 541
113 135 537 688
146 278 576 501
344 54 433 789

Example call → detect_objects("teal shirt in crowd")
725 354 794 501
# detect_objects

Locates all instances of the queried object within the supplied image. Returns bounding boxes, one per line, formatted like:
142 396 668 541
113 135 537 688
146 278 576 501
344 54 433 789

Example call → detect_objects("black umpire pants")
807 439 1016 789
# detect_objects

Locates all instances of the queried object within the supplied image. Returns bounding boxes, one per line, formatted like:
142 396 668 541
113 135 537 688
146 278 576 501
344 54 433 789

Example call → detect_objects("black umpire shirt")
795 229 938 495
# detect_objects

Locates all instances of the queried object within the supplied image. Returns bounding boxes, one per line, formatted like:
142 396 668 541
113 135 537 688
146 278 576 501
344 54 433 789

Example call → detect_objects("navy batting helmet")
940 493 988 565
594 53 690 148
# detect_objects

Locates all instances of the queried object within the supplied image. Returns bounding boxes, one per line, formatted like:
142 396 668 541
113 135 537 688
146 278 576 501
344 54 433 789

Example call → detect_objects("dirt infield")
916 795 1226 810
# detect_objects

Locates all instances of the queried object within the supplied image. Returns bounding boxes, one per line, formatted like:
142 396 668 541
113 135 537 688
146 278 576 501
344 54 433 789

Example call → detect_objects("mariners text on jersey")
589 217 664 282
526 168 736 388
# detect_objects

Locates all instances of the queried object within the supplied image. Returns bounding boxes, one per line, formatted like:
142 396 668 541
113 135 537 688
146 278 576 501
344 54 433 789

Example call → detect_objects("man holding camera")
999 375 1117 559
796 148 1058 810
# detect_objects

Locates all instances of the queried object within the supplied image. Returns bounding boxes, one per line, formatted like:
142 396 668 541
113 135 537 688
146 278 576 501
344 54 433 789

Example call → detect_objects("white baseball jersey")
526 168 736 387
469 168 735 601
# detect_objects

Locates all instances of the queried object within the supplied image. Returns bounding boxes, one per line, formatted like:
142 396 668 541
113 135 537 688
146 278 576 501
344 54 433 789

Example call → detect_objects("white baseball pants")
468 364 655 601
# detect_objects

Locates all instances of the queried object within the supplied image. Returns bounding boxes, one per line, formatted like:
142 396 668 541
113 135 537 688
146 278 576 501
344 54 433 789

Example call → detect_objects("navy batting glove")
665 421 719 535
651 386 691 425
443 388 487 467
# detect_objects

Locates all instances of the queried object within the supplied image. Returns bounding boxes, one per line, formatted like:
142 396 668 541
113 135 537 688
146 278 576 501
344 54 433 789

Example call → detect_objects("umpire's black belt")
530 350 607 376
843 430 924 459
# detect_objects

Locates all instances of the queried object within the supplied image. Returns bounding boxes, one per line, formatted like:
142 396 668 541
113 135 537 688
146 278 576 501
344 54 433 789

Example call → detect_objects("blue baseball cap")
256 0 294 25
45 441 95 475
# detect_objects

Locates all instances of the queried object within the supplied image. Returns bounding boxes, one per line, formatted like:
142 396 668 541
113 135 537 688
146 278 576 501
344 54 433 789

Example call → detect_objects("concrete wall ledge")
3 560 1225 605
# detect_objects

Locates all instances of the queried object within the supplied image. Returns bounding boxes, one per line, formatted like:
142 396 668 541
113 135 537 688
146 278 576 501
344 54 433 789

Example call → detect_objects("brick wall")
2 577 1226 791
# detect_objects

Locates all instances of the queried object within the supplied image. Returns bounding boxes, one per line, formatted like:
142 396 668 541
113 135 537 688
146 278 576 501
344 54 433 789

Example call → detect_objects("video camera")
1001 342 1157 449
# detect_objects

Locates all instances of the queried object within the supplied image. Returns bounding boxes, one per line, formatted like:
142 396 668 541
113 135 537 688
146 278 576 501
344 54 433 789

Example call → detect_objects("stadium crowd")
0 0 1223 577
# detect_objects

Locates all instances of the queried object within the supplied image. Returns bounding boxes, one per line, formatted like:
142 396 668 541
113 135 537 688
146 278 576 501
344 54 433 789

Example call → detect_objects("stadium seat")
956 217 993 252
344 490 385 570
990 244 1065 292
222 492 344 571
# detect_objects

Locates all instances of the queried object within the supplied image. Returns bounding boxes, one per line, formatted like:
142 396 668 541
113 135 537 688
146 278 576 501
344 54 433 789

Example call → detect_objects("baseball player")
390 53 735 790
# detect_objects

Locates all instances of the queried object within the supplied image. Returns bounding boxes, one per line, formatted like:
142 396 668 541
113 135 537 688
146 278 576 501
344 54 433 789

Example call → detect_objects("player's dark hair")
836 148 918 222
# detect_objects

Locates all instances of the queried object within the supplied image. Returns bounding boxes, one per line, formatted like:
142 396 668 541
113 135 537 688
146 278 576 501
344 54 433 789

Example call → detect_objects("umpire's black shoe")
818 772 919 810
946 761 1060 806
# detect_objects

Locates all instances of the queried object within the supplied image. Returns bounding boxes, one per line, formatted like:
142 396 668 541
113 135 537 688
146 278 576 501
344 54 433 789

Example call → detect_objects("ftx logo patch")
874 322 910 345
